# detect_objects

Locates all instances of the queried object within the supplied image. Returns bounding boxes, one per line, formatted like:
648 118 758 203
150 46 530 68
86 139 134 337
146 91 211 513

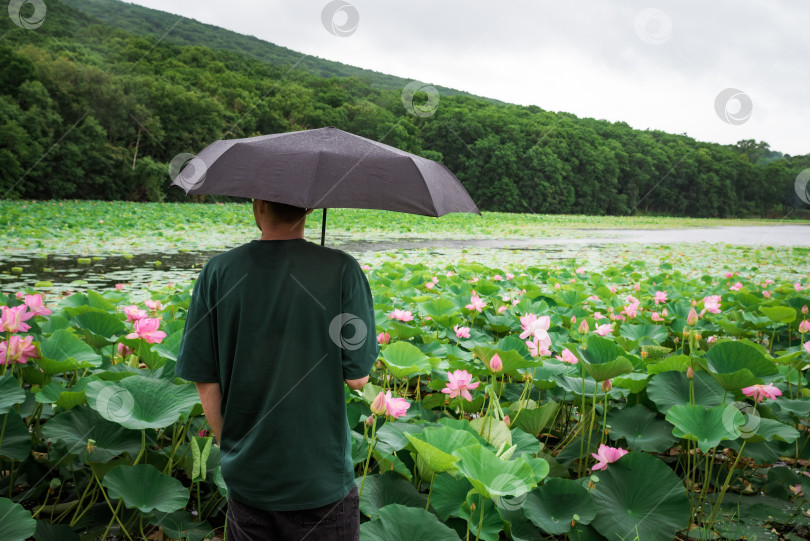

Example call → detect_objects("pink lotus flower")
440 369 480 402
446 271 454 277
145 299 163 312
609 285 618 294
595 323 614 336
741 383 782 403
554 283 561 290
0 305 33 333
377 332 390 345
707 336 718 344
804 341 810 355
512 298 519 306
492 275 503 281
651 312 663 322
389 309 414 322
123 305 147 322
498 305 507 314
634 283 640 291
520 314 551 341
14 291 23 299
622 303 639 319
796 283 804 292
505 273 514 280
370 391 387 415
762 290 771 298
593 312 606 320
654 291 668 304
0 335 38 365
385 391 411 419
361 264 371 271
687 308 699 326
466 294 486 312
702 295 722 314
578 320 590 334
425 282 435 290
526 336 552 357
24 294 52 317
453 325 471 339
576 267 586 275
556 348 578 364
591 444 628 471
725 272 734 278
571 315 577 324
803 305 809 315
730 282 743 292
115 283 125 290
117 342 134 358
503 415 511 427
765 279 774 285
490 353 503 373
469 277 479 283
662 308 668 317
126 318 166 344
626 295 639 305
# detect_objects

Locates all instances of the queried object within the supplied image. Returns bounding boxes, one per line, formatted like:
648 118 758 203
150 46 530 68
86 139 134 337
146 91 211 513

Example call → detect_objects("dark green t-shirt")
175 238 378 511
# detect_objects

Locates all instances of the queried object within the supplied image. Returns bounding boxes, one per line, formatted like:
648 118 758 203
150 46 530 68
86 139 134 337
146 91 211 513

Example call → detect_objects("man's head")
252 199 314 239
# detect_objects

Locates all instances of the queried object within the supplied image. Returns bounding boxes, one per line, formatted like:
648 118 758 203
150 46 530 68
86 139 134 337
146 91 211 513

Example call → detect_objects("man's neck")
258 224 305 241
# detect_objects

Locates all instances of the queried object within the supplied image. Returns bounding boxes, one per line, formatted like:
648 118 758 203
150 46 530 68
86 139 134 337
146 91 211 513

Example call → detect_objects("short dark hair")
260 200 308 223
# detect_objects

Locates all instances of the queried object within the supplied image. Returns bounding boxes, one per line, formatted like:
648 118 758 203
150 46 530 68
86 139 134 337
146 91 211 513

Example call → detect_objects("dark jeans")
226 485 359 541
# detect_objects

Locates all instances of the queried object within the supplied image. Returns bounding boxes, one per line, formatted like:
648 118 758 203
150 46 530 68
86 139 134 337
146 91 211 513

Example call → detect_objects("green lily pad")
0 413 31 461
590 452 689 541
102 464 189 513
510 400 559 437
355 471 427 517
430 473 472 521
405 426 479 473
381 341 431 378
759 305 796 324
522 478 597 535
85 376 199 430
41 406 142 463
703 341 778 391
607 405 678 452
647 370 726 413
150 511 213 541
665 404 743 452
0 375 25 414
453 444 536 500
578 335 634 381
0 497 36 541
37 329 101 374
359 504 460 541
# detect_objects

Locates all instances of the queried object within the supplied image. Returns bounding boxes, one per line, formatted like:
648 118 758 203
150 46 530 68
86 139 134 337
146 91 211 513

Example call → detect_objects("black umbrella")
170 127 480 245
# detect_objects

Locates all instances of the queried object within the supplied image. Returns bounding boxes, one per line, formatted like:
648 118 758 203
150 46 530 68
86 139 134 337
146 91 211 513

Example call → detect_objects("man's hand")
195 382 224 445
344 375 369 390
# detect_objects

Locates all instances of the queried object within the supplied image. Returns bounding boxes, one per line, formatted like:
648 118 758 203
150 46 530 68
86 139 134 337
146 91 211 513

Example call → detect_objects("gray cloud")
127 0 809 155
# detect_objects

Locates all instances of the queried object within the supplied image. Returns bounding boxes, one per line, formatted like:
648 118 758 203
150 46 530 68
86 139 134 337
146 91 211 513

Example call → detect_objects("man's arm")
344 375 369 390
195 382 223 445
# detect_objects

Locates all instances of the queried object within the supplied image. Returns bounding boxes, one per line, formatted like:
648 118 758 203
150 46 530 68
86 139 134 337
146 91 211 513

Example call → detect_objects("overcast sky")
126 0 809 156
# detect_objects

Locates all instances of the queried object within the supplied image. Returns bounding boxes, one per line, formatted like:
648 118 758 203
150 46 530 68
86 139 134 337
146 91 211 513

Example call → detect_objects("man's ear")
305 208 315 216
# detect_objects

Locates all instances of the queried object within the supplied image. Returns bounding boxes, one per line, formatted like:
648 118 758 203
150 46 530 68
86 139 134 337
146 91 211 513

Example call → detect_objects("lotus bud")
602 379 612 392
691 299 697 306
695 333 702 341
803 305 809 315
504 415 511 427
571 315 577 324
470 502 476 512
578 320 589 334
370 391 387 416
662 308 668 317
365 415 375 427
686 366 695 379
490 353 503 373
673 337 679 344
687 308 699 326
682 328 690 337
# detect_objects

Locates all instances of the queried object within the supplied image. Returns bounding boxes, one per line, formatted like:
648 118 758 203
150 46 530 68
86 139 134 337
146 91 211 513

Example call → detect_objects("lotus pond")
1 202 810 541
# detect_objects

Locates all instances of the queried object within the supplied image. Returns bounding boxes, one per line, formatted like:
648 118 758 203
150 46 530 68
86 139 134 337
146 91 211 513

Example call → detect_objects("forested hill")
1 0 807 217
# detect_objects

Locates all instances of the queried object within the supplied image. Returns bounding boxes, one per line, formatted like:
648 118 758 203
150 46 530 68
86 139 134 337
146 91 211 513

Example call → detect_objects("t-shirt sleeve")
175 264 219 383
340 257 379 380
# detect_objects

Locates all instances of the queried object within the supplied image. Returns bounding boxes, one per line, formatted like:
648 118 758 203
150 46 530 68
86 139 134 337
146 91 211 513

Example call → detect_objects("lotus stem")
707 441 747 525
425 475 435 511
358 418 377 499
475 494 484 541
95 471 133 541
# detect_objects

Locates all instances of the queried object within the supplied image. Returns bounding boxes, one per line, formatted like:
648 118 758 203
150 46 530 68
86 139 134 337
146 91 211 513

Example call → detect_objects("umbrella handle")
320 208 327 247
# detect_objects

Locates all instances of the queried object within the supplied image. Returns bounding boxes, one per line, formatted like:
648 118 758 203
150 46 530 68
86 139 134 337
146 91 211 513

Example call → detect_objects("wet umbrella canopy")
170 127 480 245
